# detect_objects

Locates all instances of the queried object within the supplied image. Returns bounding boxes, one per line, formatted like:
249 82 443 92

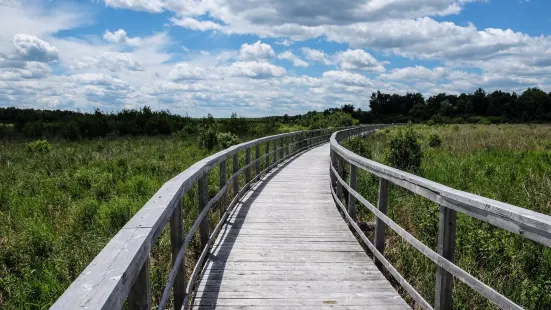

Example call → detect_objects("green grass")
0 136 215 309
344 124 551 309
0 131 293 309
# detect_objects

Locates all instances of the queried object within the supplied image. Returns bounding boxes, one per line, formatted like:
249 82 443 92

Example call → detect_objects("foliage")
428 134 442 148
216 132 240 149
387 126 423 173
26 140 52 154
344 137 372 159
347 124 551 310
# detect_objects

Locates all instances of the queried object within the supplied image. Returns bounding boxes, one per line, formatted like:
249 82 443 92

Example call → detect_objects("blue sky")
0 0 550 117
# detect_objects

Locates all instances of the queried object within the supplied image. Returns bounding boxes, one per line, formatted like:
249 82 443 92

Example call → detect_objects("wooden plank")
193 144 409 309
128 257 151 310
232 153 239 197
374 177 389 269
170 201 185 310
435 205 457 310
255 144 260 178
348 164 357 220
198 174 209 249
220 160 226 211
246 147 251 184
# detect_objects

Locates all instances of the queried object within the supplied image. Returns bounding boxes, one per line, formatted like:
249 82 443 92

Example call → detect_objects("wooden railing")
330 126 551 310
50 127 342 310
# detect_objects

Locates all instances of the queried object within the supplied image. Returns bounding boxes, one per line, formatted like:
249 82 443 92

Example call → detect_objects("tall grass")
344 124 551 309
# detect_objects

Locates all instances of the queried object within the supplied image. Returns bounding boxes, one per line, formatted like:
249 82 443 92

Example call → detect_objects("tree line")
1 87 550 140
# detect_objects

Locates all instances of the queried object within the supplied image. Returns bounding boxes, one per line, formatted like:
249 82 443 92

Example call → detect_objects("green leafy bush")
387 126 423 173
26 140 52 154
428 134 442 148
345 137 372 159
198 128 218 150
216 132 240 149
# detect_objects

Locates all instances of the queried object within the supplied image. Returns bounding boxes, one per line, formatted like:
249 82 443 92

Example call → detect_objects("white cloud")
238 41 275 61
301 48 332 65
72 52 143 72
225 61 286 79
334 49 385 72
277 51 309 67
275 39 293 46
380 66 447 81
169 63 207 81
104 0 164 13
103 29 142 45
12 34 58 62
170 17 226 32
322 70 372 86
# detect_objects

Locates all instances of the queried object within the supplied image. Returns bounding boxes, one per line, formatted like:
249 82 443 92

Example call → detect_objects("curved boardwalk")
193 144 409 309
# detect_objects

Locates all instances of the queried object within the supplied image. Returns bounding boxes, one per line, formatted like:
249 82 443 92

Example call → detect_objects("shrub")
345 137 372 159
387 126 423 173
197 127 218 150
26 140 52 154
216 132 240 149
428 134 442 148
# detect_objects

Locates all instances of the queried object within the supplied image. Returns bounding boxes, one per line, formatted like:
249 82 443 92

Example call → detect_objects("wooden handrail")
329 126 551 310
50 126 344 310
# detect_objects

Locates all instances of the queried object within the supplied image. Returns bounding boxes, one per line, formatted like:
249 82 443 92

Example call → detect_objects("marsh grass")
344 124 551 309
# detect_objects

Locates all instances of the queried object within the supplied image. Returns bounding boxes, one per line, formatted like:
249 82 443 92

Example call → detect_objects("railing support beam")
198 174 209 250
128 257 151 310
233 153 239 197
336 155 344 198
220 160 226 211
374 178 389 269
435 205 457 310
170 201 185 310
348 164 357 221
245 147 251 184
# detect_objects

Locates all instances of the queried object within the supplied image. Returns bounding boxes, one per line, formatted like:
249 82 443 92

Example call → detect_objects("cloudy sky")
0 0 550 117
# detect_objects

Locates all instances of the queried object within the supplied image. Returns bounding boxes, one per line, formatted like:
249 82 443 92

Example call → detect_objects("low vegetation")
344 124 551 309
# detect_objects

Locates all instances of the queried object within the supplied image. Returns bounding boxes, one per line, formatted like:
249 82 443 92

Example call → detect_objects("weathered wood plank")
193 144 409 309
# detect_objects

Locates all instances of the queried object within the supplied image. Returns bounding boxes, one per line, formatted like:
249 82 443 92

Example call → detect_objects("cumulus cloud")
225 61 286 79
169 63 207 81
238 41 275 61
72 52 143 72
334 49 385 72
12 34 58 62
103 29 142 45
380 66 447 81
301 48 332 65
277 51 308 67
170 17 226 32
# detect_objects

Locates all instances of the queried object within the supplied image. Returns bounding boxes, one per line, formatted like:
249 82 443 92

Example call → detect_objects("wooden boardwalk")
192 144 410 309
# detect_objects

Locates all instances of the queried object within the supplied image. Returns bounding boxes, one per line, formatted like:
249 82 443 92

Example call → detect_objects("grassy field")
344 124 551 309
0 135 223 309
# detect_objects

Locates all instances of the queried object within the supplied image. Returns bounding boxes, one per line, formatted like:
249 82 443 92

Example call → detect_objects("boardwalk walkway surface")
193 144 410 309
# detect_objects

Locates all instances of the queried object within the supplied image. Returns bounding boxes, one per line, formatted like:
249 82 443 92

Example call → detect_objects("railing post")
265 141 270 170
198 174 209 250
336 155 344 198
233 153 239 196
245 147 251 184
285 136 289 157
220 160 226 211
330 149 335 189
348 164 357 220
374 178 389 269
255 144 260 179
170 200 185 310
273 139 278 165
435 205 457 310
128 257 151 310
280 137 284 159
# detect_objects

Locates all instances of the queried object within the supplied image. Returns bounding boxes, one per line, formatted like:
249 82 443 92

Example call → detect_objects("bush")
197 127 218 150
216 132 240 149
345 137 372 159
387 126 423 173
26 140 52 154
428 134 442 148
